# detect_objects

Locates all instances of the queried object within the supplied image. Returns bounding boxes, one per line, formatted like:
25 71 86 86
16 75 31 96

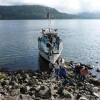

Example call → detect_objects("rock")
0 93 4 100
28 91 33 96
93 92 100 98
10 89 19 96
0 73 7 80
1 80 7 87
58 87 64 96
0 92 6 96
9 81 15 86
96 68 100 72
52 94 58 99
5 80 9 85
9 85 13 89
91 74 96 78
19 94 23 99
25 73 30 79
79 96 89 100
76 94 82 100
62 89 74 100
20 87 27 94
24 78 29 83
96 62 98 64
36 85 51 99
35 85 41 91
86 65 93 70
77 82 84 87
89 78 100 86
28 87 36 96
93 87 99 93
26 86 31 91
54 86 58 90
18 78 23 84
30 87 36 92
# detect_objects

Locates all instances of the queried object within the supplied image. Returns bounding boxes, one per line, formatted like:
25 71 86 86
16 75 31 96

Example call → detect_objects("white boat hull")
39 50 61 64
38 28 63 63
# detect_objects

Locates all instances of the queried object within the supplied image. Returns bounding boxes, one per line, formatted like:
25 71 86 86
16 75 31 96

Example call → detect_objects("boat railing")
41 28 58 35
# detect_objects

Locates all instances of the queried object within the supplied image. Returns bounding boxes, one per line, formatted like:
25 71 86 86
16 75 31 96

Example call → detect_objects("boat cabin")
38 28 62 55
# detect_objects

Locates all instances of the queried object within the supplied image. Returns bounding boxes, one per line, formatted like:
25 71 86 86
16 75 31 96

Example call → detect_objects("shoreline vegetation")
0 61 100 100
0 5 100 19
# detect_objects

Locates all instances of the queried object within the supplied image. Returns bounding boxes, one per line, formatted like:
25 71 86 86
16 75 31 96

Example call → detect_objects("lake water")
0 20 100 74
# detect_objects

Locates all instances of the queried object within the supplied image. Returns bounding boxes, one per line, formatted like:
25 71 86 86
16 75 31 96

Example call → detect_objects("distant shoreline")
1 5 100 20
1 18 100 20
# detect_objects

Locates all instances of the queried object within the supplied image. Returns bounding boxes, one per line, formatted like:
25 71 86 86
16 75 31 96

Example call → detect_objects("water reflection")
38 55 50 72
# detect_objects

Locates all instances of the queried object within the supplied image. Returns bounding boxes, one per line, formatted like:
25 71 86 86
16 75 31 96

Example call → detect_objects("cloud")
56 0 81 14
0 0 100 13
81 0 100 12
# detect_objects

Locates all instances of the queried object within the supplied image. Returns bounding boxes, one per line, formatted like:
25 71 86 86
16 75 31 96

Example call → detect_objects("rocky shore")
0 62 100 100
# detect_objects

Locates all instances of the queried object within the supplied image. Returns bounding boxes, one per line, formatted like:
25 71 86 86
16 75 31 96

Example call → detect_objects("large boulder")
0 93 4 100
62 89 74 100
85 64 93 70
93 87 99 93
20 87 27 94
0 73 7 80
96 68 100 72
1 80 7 87
35 85 51 99
93 92 100 98
79 96 89 100
89 78 100 86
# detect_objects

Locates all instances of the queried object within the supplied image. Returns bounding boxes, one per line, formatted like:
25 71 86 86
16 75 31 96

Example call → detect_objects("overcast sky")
0 0 100 14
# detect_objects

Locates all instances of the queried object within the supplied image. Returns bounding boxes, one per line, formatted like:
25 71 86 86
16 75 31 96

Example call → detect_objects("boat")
38 28 63 64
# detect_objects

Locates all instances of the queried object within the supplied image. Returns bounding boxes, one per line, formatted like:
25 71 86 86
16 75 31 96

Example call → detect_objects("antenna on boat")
47 8 51 31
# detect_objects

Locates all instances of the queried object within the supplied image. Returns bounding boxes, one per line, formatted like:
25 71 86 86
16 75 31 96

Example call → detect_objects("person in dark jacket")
53 63 60 80
59 65 67 79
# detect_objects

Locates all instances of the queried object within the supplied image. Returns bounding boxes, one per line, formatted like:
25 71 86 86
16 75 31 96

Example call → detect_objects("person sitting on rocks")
59 64 70 86
59 65 67 79
74 63 83 79
52 58 66 80
80 67 89 81
52 62 60 80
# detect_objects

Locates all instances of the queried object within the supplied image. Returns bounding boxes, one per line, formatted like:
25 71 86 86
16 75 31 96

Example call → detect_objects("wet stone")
0 62 100 100
20 87 27 94
36 85 51 99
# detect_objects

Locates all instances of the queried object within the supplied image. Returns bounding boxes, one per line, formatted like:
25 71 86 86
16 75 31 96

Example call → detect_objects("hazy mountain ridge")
0 5 100 19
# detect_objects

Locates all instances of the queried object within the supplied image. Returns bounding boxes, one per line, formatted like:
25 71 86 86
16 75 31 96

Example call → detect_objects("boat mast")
47 8 51 32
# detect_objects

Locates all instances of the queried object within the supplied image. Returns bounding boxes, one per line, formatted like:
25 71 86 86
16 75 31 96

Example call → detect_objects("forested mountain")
0 5 72 19
0 5 100 19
